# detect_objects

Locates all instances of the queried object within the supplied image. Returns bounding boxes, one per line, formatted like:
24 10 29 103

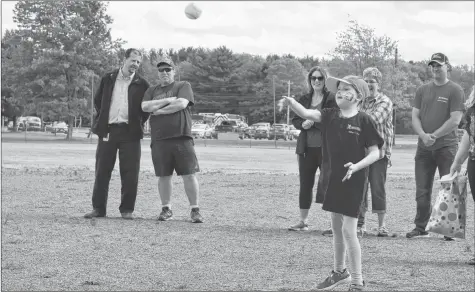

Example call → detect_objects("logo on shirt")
153 90 174 100
347 124 361 135
437 96 448 103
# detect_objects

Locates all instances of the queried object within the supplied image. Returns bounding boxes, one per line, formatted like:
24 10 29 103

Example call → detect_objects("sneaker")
316 269 351 290
405 229 429 238
348 281 366 291
120 212 134 220
158 207 173 221
467 257 475 265
322 228 333 236
443 236 455 241
377 226 389 237
84 209 106 219
288 221 309 231
357 225 366 237
190 207 203 223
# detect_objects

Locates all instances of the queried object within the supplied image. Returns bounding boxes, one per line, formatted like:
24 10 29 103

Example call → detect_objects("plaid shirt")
359 92 394 159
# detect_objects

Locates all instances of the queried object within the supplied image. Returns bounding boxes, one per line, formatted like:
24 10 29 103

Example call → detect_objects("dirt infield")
1 140 474 291
1 140 415 174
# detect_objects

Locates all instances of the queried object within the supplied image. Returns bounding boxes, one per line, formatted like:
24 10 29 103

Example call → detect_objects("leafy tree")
329 19 398 75
10 0 123 139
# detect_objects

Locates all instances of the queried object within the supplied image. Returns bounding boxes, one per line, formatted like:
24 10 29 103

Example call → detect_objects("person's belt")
109 122 128 127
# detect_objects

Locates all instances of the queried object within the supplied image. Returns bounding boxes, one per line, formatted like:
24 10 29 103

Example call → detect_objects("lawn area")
1 141 474 291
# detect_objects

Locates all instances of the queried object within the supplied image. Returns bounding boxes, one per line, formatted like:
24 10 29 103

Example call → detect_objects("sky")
1 1 474 66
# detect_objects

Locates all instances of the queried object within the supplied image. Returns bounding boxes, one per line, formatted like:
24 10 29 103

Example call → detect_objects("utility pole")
287 80 292 125
273 76 276 147
90 73 94 142
393 47 398 146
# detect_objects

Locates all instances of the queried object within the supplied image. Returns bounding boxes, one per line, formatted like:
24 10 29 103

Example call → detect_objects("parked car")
51 122 68 134
238 125 256 139
215 120 237 132
191 123 213 139
268 124 291 141
254 125 270 139
17 116 42 131
289 125 300 140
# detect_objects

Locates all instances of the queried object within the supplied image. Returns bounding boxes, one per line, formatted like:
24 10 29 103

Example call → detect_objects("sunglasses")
158 68 172 73
310 76 324 82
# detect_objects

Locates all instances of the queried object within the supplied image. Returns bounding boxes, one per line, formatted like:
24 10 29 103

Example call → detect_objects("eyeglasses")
364 79 378 84
158 68 172 73
310 76 324 82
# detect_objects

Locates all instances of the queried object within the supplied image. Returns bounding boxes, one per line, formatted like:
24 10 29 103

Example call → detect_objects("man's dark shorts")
151 137 200 177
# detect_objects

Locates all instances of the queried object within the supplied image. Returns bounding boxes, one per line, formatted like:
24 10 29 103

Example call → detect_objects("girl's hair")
307 66 330 96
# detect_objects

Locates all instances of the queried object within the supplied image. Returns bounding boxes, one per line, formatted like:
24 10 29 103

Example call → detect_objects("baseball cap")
326 75 370 101
156 55 175 67
428 53 449 66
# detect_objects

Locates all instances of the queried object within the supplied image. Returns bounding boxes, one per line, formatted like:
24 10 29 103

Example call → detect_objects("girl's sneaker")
288 221 309 231
316 269 351 290
467 257 475 265
348 281 366 291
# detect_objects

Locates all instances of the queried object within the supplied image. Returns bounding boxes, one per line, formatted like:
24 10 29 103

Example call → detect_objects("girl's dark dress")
320 108 384 218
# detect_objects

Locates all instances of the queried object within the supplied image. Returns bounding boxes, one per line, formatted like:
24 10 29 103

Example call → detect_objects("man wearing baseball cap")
141 55 204 224
407 53 465 239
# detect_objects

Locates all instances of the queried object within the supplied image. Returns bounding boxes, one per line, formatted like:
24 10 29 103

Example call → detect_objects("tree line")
2 1 474 138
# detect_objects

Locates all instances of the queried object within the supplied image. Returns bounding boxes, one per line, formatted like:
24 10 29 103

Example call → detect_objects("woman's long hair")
306 66 330 96
465 85 475 109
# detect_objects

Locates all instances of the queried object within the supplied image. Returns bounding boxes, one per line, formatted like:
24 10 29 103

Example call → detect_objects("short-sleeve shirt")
413 81 465 150
142 81 194 141
320 108 384 218
463 106 475 160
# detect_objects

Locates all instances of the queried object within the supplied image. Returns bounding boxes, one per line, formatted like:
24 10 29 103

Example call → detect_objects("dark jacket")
292 91 338 155
92 69 150 139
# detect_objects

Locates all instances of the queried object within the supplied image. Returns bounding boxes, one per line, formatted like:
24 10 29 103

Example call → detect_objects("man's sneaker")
316 269 351 290
443 236 455 241
357 225 366 238
405 229 429 238
348 281 366 291
377 226 389 237
288 221 309 231
158 207 173 221
84 209 105 219
322 228 333 237
191 208 203 223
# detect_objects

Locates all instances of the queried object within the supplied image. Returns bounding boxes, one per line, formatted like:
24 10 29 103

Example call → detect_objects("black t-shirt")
143 81 194 141
320 108 384 218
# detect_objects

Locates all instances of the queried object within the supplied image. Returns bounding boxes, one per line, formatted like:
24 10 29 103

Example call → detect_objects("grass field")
1 139 474 291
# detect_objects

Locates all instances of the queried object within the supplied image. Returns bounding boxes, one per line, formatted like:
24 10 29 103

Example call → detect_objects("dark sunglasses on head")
158 68 172 73
310 76 324 82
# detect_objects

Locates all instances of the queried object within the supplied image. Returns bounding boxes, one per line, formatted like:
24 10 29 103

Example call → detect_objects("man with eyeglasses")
141 55 203 223
358 67 394 237
85 48 150 220
407 53 465 239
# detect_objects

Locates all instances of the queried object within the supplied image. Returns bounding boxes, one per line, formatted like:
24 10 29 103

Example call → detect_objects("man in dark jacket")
84 48 150 220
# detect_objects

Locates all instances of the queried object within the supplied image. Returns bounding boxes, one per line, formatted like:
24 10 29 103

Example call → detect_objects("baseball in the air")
185 2 202 20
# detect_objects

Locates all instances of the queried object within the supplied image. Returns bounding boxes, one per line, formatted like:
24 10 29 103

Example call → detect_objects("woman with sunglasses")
289 66 338 232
